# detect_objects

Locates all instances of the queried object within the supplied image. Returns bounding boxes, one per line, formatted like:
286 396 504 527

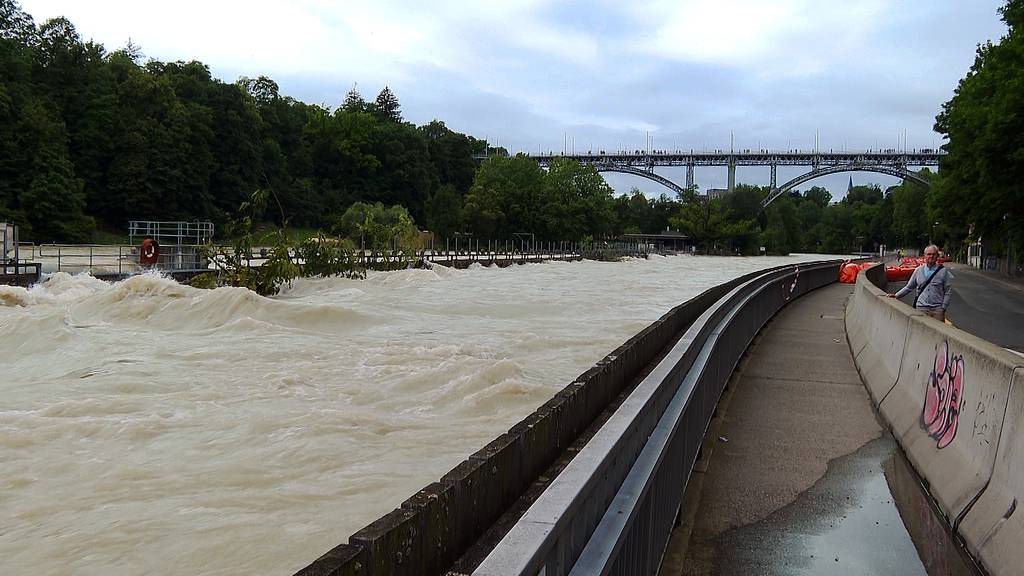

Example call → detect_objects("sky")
16 0 1013 199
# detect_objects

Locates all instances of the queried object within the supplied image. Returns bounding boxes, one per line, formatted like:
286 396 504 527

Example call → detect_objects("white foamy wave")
0 272 109 307
276 276 366 300
0 285 31 307
37 275 373 333
419 262 464 278
366 267 452 288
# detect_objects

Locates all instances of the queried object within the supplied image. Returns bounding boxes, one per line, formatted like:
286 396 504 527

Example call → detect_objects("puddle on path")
704 435 979 576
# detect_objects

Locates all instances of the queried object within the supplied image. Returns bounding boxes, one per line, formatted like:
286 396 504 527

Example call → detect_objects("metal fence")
31 244 208 275
473 260 842 576
128 220 214 246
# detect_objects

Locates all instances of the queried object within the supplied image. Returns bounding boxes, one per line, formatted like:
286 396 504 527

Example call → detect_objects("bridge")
526 149 944 207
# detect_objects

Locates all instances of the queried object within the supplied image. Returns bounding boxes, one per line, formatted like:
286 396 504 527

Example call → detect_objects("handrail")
473 260 841 576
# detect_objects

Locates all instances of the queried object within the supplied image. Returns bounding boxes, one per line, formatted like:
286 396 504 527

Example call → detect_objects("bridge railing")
473 260 842 576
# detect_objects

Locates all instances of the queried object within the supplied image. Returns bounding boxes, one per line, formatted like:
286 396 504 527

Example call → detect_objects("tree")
670 198 729 251
335 201 418 250
463 155 544 238
425 183 463 237
372 85 402 122
933 0 1024 255
889 179 929 247
803 186 832 208
539 158 615 241
341 84 366 112
0 0 34 42
16 99 93 241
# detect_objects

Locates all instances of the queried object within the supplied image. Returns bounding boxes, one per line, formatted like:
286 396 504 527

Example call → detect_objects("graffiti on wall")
922 340 965 449
972 391 998 447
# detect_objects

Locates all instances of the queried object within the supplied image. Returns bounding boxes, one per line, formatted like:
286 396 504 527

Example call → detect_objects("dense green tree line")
932 0 1023 262
0 1 485 242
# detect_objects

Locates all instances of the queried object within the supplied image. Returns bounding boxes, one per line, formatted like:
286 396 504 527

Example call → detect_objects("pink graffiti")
922 340 965 449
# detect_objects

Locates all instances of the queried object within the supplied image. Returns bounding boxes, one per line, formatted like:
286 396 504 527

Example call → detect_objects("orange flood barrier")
838 261 877 283
886 266 915 282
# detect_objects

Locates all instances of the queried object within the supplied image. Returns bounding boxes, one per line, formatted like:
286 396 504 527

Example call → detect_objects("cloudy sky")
16 0 1012 198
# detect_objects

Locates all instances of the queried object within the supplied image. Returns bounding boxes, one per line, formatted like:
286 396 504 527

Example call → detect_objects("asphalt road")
889 263 1024 352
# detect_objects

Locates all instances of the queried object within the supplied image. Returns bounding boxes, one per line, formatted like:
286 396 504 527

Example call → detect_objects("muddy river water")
2 254 846 575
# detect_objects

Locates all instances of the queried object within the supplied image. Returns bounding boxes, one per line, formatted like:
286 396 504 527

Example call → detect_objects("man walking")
887 245 953 322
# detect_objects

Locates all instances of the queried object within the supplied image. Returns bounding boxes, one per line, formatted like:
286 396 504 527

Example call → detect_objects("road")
890 263 1024 352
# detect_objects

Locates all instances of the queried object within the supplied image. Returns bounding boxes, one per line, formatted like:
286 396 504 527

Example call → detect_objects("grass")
246 224 325 244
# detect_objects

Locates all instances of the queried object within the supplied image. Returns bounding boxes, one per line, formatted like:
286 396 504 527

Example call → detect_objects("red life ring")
140 238 160 265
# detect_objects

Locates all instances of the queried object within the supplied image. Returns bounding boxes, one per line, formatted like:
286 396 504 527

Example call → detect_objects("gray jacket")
895 264 953 310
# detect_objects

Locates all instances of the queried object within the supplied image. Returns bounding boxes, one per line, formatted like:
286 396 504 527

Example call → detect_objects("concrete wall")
294 266 793 576
846 265 1024 576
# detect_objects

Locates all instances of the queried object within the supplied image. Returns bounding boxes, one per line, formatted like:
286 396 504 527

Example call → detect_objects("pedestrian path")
659 283 975 575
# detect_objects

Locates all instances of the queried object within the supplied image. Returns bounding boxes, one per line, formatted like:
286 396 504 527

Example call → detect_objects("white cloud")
14 0 1010 168
628 0 888 78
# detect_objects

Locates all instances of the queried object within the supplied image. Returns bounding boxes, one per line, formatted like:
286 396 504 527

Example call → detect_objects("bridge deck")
661 283 976 575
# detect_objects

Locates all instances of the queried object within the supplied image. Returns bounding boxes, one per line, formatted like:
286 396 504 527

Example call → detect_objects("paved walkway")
659 283 975 575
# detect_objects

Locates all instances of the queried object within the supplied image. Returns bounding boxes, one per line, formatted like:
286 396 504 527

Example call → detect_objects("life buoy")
140 238 160 265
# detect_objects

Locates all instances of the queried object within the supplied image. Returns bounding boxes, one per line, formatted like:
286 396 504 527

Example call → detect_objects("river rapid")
0 254 842 576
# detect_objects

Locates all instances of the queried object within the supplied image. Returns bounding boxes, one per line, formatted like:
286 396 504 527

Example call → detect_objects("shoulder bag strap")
913 264 944 308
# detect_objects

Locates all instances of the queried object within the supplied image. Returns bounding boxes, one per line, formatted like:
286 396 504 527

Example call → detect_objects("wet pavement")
661 283 980 576
693 436 924 576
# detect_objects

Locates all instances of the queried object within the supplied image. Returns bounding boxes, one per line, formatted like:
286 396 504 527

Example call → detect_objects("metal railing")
33 244 208 275
473 260 841 576
129 220 214 246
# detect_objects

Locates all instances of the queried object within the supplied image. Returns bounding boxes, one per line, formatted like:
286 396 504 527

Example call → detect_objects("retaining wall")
846 266 1024 576
295 266 800 576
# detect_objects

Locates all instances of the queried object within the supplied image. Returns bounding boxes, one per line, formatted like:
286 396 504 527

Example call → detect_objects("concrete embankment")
846 264 1024 576
295 266 776 576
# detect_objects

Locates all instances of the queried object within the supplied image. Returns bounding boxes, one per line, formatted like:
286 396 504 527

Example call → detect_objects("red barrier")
885 266 915 282
838 261 877 283
839 262 861 283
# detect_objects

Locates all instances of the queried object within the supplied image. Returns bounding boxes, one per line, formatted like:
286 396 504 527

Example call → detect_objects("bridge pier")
686 164 694 191
727 156 736 194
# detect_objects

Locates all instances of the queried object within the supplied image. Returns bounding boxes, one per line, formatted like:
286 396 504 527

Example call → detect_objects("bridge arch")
592 163 686 196
763 165 931 208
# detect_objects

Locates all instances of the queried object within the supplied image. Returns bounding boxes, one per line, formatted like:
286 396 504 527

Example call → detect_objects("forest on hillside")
2 0 1020 263
0 0 487 242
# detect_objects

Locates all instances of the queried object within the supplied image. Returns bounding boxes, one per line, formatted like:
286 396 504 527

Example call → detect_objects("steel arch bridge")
590 163 686 196
526 150 942 209
763 164 932 207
